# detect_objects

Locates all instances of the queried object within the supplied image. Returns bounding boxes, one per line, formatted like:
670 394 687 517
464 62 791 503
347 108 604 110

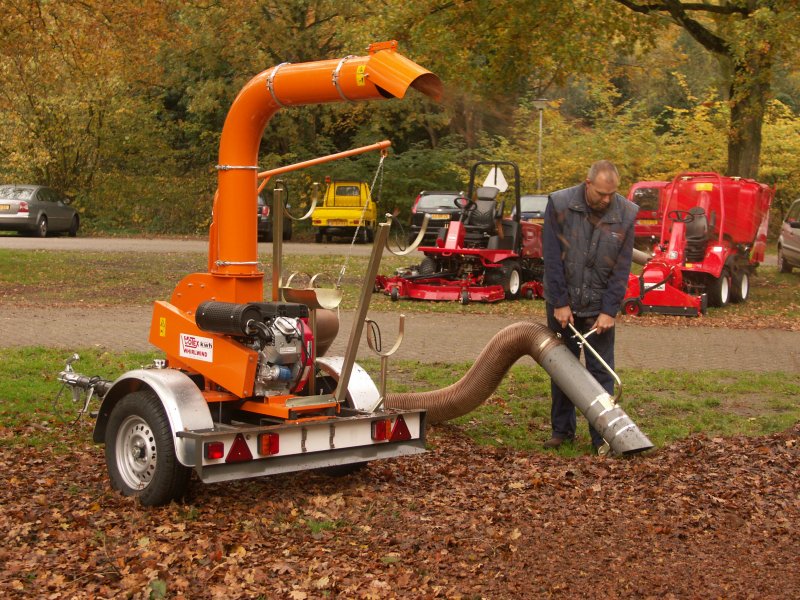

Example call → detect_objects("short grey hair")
587 160 620 183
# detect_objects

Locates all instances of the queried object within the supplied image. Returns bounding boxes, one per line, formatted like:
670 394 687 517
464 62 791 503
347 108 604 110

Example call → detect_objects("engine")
195 301 313 396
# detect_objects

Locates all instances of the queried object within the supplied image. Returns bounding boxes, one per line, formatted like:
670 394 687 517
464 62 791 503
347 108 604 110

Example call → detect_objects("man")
541 160 637 455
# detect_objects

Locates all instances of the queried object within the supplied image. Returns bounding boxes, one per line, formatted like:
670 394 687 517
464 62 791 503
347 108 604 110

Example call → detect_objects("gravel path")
3 305 797 372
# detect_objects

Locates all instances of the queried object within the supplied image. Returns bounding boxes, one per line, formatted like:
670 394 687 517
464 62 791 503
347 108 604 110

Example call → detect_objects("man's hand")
554 305 573 329
593 312 616 334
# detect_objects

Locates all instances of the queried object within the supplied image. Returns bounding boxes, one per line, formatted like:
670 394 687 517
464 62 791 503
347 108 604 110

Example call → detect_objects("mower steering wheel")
668 209 694 224
455 197 476 222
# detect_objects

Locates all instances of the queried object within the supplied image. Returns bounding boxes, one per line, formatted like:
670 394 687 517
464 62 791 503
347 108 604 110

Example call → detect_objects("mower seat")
463 187 502 246
684 206 709 262
488 220 520 251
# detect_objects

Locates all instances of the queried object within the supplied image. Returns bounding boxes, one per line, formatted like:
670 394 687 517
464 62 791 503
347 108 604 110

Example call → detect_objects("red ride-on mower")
623 171 774 317
376 161 544 304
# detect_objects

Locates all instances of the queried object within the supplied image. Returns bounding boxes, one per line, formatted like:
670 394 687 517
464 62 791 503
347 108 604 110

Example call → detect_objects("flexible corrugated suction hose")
385 321 653 455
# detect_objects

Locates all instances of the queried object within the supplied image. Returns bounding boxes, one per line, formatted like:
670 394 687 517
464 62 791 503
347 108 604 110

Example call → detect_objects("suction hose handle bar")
567 323 623 404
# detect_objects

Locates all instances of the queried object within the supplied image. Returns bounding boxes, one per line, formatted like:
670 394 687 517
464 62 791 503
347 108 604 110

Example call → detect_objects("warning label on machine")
179 333 214 362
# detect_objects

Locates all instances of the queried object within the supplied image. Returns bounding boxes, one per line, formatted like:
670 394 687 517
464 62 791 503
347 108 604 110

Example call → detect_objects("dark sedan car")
408 190 467 244
257 194 292 242
0 184 79 237
511 193 548 223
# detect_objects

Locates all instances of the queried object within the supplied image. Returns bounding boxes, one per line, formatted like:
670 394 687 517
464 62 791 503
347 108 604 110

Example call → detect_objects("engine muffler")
385 321 653 455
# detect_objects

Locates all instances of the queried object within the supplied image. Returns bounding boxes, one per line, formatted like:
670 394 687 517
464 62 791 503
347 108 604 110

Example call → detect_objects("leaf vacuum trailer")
59 42 652 506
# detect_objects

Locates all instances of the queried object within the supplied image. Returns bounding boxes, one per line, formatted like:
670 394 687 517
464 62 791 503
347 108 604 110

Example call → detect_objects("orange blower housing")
148 41 442 401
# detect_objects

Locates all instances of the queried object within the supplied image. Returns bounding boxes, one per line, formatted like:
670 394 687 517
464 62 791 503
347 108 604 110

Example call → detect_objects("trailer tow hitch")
55 354 112 420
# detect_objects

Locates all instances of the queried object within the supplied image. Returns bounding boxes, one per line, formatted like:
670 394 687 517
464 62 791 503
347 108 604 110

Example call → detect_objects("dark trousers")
545 303 614 447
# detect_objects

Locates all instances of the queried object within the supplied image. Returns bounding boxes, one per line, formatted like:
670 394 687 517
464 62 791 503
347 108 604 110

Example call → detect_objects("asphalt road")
1 235 795 372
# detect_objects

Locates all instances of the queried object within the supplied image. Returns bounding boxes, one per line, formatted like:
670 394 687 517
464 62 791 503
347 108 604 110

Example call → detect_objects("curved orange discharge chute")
210 40 442 282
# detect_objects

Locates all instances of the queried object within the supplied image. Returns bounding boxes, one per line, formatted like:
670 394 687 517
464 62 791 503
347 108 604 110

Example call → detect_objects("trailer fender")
92 369 213 467
316 357 380 412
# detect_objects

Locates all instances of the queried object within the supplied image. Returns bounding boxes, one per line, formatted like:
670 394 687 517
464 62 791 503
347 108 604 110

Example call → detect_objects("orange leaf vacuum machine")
59 42 652 506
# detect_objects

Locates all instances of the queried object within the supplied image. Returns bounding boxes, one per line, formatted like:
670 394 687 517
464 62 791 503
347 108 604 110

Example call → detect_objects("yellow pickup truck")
311 180 377 243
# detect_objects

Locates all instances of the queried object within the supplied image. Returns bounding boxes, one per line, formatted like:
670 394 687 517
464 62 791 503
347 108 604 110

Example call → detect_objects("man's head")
585 160 620 213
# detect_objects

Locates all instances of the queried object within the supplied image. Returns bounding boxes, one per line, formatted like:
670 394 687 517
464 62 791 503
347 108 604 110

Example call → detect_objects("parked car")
627 180 668 244
512 193 548 223
408 190 467 244
257 194 292 242
311 180 376 243
778 198 800 273
0 184 79 237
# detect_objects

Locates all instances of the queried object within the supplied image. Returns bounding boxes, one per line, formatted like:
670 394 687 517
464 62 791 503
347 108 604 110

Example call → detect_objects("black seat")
487 220 520 251
684 206 708 261
462 187 502 246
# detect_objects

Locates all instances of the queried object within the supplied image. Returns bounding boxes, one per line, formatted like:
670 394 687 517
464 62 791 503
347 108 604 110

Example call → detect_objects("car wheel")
366 227 375 243
707 269 730 307
68 215 79 237
315 230 324 243
778 246 792 273
730 269 749 303
35 216 48 238
105 390 190 506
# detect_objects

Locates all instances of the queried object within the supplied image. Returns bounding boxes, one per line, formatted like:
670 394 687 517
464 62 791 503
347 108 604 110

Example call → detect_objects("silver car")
778 198 800 273
0 185 79 237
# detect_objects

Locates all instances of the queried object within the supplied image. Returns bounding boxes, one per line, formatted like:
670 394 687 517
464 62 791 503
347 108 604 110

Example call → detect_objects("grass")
1 348 797 457
1 247 797 323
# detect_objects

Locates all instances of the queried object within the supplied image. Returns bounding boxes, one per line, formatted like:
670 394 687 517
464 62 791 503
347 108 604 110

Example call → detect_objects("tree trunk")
726 51 772 179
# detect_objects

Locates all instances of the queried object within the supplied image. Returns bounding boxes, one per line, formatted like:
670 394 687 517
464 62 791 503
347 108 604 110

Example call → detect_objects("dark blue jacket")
543 183 637 317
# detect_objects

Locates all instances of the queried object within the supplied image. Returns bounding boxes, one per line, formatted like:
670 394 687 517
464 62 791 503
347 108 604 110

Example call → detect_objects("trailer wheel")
730 269 749 303
105 390 190 506
623 298 642 316
707 269 730 307
459 290 470 305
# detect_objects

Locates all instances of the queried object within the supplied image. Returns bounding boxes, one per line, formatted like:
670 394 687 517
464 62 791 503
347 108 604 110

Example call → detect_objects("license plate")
0 204 10 212
637 219 659 225
527 218 543 224
430 214 451 220
328 220 347 226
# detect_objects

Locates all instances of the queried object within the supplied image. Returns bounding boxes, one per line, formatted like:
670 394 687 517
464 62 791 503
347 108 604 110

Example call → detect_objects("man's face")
585 173 618 212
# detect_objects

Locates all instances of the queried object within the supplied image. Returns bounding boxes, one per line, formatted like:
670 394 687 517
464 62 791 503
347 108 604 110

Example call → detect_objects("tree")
612 0 800 179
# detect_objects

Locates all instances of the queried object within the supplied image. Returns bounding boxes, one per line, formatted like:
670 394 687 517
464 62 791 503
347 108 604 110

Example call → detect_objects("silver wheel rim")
508 269 521 295
740 273 749 299
720 275 729 304
115 415 157 490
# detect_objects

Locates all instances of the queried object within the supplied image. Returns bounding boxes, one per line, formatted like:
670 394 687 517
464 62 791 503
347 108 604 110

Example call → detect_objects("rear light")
411 194 422 214
389 415 412 441
204 441 225 460
18 201 29 213
371 419 392 441
261 205 270 217
258 433 280 456
226 433 253 463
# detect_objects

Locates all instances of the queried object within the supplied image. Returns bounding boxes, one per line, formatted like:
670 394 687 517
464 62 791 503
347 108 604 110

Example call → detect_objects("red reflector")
261 205 270 217
204 441 225 460
371 418 392 441
226 433 253 463
19 201 29 213
389 415 412 441
258 432 280 456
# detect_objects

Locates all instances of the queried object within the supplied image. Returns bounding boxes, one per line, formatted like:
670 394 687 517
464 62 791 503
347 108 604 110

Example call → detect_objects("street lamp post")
531 99 547 193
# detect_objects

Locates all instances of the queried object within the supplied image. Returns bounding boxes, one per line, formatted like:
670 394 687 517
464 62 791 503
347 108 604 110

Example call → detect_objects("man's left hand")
593 313 616 334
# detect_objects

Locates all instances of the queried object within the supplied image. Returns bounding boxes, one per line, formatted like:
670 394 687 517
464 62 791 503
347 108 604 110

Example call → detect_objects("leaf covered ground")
1 421 798 599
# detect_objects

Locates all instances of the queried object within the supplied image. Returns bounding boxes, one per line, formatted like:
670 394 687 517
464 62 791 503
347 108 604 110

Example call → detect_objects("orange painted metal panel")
149 301 258 398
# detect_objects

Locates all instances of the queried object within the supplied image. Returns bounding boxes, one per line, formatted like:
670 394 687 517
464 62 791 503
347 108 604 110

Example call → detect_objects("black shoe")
543 436 573 449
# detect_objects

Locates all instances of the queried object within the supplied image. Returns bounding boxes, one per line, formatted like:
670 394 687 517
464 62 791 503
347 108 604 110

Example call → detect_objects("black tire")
499 260 522 299
283 226 292 241
314 230 324 243
35 216 48 238
105 390 190 506
68 215 79 237
778 246 792 273
730 269 749 303
390 287 399 301
366 226 375 243
419 256 437 276
623 298 642 316
707 269 730 307
459 289 470 305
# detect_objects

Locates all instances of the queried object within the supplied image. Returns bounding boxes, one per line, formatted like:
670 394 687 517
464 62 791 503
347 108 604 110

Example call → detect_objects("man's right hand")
554 305 573 329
